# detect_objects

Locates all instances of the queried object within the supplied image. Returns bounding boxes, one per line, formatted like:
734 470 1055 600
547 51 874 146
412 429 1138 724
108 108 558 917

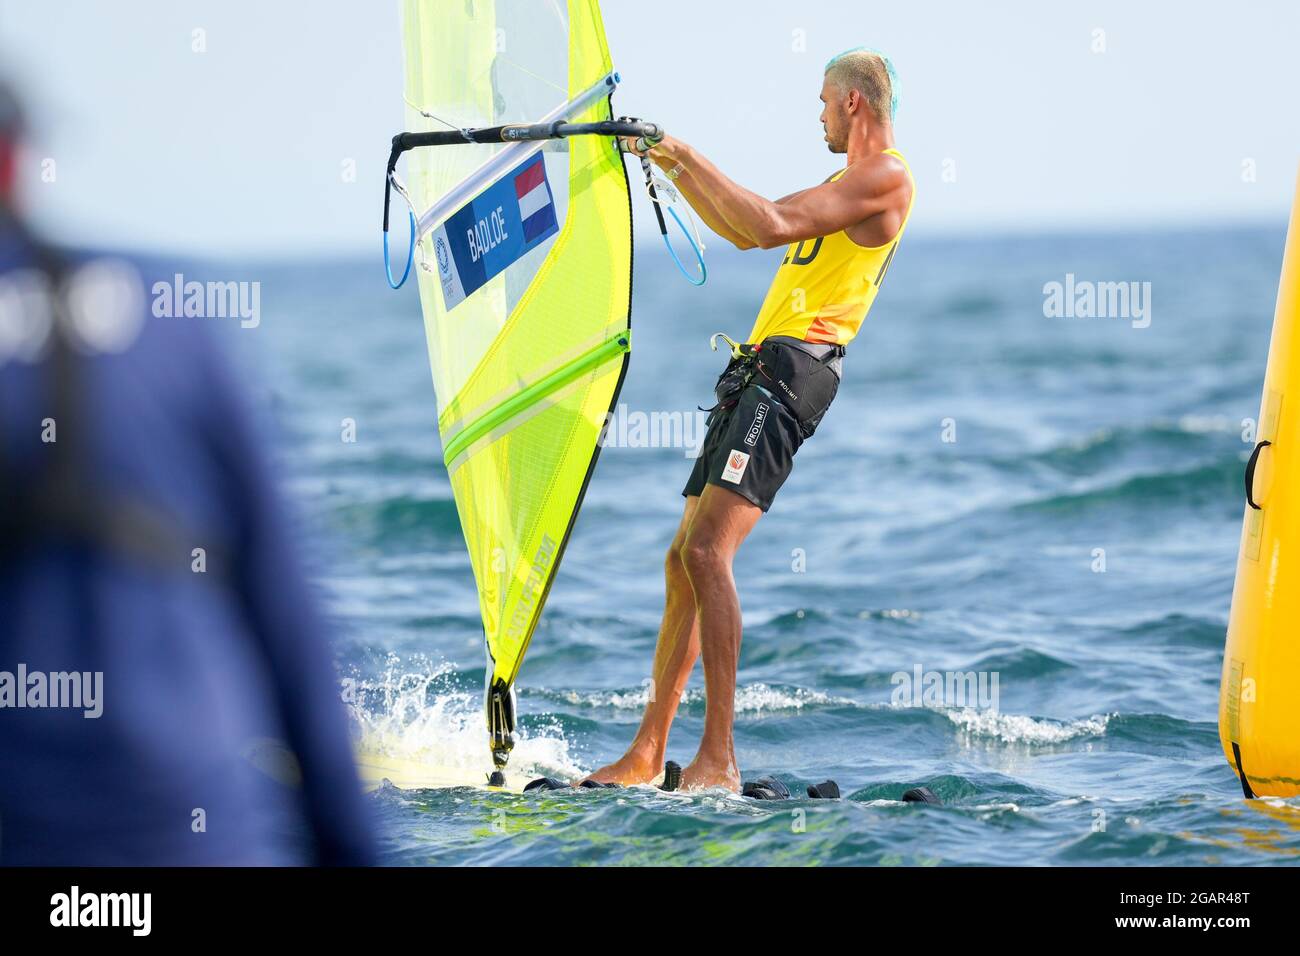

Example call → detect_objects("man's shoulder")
844 150 910 189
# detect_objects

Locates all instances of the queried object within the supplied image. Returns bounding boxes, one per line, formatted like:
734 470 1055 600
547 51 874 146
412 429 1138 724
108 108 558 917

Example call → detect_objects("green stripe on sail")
443 331 630 468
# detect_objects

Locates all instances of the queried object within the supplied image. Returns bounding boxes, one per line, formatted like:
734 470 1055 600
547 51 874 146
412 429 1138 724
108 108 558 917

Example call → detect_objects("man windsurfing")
582 48 915 791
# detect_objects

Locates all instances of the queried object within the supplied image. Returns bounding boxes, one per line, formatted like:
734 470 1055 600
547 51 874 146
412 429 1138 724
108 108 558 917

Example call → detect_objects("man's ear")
845 89 860 115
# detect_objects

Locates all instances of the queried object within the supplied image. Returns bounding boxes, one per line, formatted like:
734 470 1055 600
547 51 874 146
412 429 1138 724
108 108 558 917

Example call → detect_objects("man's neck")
846 125 896 166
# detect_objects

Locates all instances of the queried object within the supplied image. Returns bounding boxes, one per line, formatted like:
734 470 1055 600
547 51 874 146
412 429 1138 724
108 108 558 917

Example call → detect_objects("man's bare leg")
678 484 762 791
576 496 703 785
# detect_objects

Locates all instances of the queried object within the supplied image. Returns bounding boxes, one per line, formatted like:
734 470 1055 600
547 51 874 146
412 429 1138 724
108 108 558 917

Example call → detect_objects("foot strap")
742 776 792 800
806 780 841 799
901 786 941 805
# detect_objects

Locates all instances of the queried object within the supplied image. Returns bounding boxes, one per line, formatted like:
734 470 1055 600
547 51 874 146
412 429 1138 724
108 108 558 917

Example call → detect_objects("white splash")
348 656 582 778
945 707 1112 744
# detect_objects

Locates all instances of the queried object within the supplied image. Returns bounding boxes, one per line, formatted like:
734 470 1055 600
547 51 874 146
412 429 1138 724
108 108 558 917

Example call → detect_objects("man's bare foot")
681 756 741 792
573 747 662 787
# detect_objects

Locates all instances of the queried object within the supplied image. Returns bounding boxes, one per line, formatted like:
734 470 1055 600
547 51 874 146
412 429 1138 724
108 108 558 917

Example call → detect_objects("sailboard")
362 0 666 790
356 751 534 793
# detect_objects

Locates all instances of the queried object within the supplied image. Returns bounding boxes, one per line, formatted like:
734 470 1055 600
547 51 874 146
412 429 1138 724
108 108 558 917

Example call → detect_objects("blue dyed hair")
824 47 900 123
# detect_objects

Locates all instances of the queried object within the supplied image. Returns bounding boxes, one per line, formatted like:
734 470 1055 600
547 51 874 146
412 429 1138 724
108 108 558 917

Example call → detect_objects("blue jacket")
0 226 375 865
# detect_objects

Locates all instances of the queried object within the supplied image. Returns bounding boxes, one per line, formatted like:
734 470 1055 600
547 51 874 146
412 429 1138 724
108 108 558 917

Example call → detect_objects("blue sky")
3 0 1299 256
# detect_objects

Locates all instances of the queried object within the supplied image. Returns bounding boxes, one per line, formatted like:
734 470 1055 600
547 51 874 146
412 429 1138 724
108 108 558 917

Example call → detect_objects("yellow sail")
399 0 632 769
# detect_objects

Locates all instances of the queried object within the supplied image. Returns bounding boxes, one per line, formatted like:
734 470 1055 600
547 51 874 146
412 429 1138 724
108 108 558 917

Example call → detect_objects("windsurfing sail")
392 0 642 773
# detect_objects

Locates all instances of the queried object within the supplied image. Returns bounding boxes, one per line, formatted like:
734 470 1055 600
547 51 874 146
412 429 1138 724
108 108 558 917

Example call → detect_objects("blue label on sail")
430 154 559 310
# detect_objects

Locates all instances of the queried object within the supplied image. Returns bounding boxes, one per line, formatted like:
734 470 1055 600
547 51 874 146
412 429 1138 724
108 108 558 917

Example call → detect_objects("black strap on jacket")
0 221 218 577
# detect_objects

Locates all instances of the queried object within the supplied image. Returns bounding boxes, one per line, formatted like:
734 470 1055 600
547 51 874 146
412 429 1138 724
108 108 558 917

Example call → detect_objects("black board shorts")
682 337 841 512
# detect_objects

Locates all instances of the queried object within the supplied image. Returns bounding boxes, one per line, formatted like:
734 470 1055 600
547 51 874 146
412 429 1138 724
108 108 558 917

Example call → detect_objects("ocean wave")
329 493 464 546
554 681 851 714
945 707 1112 744
1011 459 1238 515
856 607 923 622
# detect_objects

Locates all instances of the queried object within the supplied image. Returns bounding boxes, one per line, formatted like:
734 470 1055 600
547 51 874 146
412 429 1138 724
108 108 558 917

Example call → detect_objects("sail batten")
443 330 629 469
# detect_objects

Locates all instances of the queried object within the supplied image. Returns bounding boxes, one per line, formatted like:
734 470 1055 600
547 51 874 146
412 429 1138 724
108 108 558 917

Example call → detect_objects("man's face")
819 78 850 154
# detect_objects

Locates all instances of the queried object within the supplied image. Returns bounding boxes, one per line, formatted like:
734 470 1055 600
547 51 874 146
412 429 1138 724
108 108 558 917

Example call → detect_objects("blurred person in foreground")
0 80 374 865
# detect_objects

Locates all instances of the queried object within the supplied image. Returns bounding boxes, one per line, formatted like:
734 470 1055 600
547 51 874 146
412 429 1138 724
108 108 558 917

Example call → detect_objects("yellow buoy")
1220 165 1300 798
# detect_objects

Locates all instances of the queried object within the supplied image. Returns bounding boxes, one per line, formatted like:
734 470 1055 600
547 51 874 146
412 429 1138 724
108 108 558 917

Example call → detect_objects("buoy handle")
1245 440 1272 510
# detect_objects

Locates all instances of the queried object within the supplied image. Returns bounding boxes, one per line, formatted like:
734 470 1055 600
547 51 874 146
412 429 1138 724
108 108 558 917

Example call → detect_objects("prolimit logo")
745 402 769 446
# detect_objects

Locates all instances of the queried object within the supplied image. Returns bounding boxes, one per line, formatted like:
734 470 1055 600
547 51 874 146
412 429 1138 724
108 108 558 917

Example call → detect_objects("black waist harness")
707 335 844 438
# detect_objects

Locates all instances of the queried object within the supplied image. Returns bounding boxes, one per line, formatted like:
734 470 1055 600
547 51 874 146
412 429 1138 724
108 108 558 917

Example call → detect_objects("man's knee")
666 536 691 578
665 540 682 570
680 536 725 582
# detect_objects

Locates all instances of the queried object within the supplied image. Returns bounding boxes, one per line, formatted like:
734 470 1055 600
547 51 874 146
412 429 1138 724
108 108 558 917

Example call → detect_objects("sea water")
198 224 1298 866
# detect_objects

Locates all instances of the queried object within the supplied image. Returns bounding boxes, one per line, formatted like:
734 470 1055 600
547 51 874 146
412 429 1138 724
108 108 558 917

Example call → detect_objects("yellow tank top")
747 148 914 346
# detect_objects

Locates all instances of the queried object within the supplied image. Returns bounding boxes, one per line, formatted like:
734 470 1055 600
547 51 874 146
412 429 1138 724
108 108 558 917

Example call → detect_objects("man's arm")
642 159 756 249
774 174 838 206
629 135 908 250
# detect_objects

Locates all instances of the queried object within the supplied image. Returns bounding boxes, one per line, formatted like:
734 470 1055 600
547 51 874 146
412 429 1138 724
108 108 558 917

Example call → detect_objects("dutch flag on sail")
515 158 557 243
431 153 560 310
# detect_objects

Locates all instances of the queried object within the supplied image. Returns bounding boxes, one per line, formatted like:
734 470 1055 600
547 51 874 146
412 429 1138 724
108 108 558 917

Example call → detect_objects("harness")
704 332 845 420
